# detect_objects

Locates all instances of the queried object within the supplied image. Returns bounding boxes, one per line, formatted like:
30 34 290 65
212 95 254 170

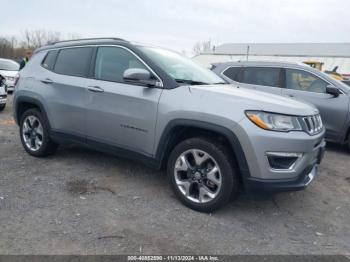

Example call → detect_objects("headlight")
246 111 302 132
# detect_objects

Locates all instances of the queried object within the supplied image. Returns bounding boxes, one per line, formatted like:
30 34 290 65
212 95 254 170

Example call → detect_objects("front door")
85 46 163 156
281 68 348 141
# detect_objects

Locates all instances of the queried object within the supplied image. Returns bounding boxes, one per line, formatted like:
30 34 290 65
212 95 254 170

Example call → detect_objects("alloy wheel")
174 149 222 203
22 115 44 151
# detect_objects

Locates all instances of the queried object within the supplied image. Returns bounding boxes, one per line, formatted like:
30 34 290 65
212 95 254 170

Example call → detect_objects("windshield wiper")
175 79 210 85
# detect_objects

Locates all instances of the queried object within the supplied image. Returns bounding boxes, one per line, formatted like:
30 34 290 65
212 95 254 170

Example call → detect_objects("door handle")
41 78 53 84
288 94 294 98
87 86 104 93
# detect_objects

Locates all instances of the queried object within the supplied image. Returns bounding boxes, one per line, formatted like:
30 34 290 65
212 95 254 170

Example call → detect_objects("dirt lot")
0 95 349 255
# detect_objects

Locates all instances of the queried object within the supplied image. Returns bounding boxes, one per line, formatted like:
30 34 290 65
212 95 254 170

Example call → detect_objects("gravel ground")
0 95 349 255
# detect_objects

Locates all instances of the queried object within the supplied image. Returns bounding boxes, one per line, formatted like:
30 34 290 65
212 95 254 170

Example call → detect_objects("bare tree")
192 39 214 55
0 29 79 60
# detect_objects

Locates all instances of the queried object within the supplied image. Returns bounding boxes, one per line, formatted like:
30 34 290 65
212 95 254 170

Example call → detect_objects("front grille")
302 114 323 135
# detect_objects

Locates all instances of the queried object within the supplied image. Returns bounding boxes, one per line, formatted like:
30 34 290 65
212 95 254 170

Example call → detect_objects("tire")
167 137 238 212
19 108 58 157
0 104 5 111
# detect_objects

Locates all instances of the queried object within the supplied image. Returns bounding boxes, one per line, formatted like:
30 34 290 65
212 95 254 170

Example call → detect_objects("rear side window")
54 47 92 77
94 47 147 83
41 50 58 70
222 66 241 81
239 67 281 87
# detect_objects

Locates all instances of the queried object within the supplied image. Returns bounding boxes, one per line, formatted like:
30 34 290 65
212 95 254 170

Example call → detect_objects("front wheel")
167 137 238 212
0 104 5 111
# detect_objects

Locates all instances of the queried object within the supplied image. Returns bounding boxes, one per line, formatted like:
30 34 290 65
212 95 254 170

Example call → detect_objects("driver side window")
286 69 328 94
94 47 148 83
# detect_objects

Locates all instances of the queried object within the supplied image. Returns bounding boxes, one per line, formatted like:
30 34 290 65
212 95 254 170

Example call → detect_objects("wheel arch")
15 97 51 129
155 119 251 179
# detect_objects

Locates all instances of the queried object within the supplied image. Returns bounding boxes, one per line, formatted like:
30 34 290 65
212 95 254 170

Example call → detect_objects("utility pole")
246 45 250 61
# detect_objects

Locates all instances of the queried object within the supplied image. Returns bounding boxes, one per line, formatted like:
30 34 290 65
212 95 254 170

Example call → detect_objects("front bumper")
244 163 321 193
6 85 14 92
233 117 326 193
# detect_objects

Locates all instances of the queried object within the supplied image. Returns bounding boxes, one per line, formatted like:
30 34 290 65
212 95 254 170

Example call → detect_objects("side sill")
50 131 161 169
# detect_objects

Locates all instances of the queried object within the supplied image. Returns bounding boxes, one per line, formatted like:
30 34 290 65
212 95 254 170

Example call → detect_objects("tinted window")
222 66 241 81
54 47 92 77
286 69 328 93
41 50 58 70
94 47 147 82
240 67 281 87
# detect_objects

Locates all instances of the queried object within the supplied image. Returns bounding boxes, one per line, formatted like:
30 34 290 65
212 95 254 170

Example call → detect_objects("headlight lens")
246 111 302 132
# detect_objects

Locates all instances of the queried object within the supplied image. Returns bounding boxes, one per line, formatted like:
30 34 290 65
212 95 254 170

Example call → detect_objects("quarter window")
222 66 241 81
286 69 328 93
240 67 281 87
54 47 92 77
94 47 148 83
41 50 58 70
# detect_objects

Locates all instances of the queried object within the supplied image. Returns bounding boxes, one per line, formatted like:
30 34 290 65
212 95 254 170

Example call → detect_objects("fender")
14 96 51 129
155 119 251 178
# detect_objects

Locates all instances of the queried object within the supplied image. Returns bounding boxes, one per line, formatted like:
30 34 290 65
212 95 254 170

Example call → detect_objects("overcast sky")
1 0 349 53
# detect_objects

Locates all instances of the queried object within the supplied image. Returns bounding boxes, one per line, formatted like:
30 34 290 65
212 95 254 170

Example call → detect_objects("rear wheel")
167 137 238 212
20 108 58 157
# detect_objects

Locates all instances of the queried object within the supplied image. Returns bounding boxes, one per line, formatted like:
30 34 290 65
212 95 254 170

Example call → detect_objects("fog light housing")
266 152 302 170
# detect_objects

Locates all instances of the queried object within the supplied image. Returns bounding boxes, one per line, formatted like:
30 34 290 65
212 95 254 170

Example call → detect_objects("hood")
189 84 319 116
0 70 18 77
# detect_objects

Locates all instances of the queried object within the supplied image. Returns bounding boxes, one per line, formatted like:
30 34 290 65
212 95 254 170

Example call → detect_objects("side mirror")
123 68 161 87
326 85 341 97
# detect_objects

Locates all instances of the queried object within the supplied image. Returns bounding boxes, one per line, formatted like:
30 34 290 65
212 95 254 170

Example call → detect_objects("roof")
35 37 129 53
212 60 314 71
205 43 350 58
212 60 303 67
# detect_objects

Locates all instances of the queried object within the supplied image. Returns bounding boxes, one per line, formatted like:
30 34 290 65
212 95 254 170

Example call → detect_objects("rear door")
41 47 92 138
236 67 283 95
85 46 163 156
281 68 348 141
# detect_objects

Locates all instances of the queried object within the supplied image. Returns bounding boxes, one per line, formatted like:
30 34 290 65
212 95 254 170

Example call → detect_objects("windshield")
0 60 19 71
139 46 225 85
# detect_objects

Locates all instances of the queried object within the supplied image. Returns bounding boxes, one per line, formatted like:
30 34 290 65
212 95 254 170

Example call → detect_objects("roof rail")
51 37 128 45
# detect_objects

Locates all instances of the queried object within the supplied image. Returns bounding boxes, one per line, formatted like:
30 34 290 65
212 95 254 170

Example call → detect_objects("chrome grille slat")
303 114 323 135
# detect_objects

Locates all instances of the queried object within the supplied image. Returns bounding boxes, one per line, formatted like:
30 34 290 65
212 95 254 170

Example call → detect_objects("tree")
192 39 215 55
0 29 79 60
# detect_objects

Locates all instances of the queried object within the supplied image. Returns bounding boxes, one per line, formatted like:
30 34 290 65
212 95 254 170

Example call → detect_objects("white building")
193 43 350 76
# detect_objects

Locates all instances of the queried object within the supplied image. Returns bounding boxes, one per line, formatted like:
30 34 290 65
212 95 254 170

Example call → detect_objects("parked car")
0 58 20 93
14 38 325 212
0 75 7 111
211 61 350 150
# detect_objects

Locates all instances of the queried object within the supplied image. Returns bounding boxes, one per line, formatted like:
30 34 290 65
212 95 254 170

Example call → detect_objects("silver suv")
14 38 325 212
211 61 350 150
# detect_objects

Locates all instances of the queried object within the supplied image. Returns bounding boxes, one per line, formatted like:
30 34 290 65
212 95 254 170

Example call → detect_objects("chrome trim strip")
265 152 303 172
38 44 164 88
